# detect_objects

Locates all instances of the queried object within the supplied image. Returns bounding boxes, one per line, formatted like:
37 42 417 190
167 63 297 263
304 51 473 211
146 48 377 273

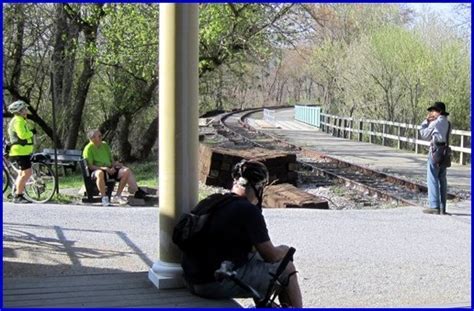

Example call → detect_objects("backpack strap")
446 121 451 147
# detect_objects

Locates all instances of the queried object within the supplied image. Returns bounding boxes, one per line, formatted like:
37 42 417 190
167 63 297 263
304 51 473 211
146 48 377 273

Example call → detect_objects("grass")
52 193 77 204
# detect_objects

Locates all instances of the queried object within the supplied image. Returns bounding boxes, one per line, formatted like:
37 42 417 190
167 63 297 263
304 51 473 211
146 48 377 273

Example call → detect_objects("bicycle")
3 140 57 203
215 247 296 308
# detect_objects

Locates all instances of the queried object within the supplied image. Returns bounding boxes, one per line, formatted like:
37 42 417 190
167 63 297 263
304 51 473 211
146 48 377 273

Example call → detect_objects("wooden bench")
79 159 115 203
42 149 82 175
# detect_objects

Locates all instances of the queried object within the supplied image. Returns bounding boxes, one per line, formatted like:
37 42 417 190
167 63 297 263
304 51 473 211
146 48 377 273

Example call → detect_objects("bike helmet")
8 100 28 114
231 159 269 207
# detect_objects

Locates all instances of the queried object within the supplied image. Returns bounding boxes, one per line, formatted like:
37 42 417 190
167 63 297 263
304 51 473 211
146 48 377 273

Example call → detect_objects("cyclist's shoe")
134 188 148 199
101 196 111 206
13 194 31 204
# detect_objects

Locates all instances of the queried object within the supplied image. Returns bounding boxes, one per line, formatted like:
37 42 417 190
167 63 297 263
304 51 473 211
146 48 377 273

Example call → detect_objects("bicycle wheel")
3 166 10 194
24 162 57 203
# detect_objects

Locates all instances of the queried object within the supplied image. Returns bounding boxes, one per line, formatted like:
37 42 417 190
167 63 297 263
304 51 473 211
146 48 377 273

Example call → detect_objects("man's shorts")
188 253 292 299
10 155 32 170
91 167 122 182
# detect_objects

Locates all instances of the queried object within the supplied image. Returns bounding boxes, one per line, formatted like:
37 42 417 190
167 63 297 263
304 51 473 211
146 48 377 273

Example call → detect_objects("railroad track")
218 109 298 151
215 108 459 207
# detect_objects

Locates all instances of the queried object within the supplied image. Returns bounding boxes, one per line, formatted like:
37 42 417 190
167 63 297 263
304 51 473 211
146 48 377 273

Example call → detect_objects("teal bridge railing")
294 105 321 127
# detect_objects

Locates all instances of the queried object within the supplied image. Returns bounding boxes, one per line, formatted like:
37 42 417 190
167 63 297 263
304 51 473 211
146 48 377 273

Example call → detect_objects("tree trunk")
10 5 25 90
51 4 80 144
116 114 134 162
99 111 122 141
64 53 95 149
51 4 79 107
135 117 158 161
64 5 104 149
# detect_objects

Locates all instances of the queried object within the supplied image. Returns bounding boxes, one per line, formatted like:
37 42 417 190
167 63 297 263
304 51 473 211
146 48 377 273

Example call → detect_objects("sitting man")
181 160 303 307
83 129 147 206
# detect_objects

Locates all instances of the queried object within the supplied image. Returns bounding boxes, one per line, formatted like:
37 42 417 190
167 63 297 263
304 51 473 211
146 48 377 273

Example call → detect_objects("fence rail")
316 113 470 165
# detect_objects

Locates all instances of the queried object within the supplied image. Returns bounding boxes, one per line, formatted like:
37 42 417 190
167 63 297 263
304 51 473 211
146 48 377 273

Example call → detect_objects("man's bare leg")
116 168 131 196
127 169 138 193
278 262 303 307
94 170 107 196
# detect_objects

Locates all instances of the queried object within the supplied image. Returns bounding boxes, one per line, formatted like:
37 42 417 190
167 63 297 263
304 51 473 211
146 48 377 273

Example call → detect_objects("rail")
318 113 471 165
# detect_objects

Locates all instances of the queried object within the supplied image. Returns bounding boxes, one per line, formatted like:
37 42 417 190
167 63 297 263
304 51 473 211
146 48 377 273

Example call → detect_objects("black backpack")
172 193 239 252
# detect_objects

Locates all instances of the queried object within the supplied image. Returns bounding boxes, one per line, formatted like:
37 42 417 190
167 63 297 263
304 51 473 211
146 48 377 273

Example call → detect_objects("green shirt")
83 141 113 168
8 115 34 156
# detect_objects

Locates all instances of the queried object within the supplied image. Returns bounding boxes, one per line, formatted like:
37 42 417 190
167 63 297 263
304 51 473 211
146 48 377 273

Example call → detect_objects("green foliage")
3 2 470 162
309 6 470 130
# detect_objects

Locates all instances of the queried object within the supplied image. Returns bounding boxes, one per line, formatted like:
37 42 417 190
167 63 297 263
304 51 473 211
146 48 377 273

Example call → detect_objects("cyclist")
7 100 36 204
181 160 303 307
83 129 147 206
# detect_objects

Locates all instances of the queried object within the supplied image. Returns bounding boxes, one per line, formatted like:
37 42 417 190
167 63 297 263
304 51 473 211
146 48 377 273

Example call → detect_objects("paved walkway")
3 199 471 307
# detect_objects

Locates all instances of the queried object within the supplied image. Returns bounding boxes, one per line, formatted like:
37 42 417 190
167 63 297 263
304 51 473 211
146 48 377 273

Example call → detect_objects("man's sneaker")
101 196 111 206
134 188 148 199
13 194 31 204
423 207 440 215
112 195 128 205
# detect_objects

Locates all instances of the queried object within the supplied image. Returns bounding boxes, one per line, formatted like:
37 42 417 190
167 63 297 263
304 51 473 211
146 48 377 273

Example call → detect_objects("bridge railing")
294 105 321 127
319 113 471 165
263 108 276 122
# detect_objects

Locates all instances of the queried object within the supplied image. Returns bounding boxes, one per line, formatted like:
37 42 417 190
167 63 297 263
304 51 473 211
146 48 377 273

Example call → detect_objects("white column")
148 3 199 290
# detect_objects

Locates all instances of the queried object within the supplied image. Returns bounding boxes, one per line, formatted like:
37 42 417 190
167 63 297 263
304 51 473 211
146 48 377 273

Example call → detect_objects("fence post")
397 125 401 149
415 125 419 154
382 123 386 146
369 122 374 144
358 120 363 141
349 119 353 140
460 134 464 165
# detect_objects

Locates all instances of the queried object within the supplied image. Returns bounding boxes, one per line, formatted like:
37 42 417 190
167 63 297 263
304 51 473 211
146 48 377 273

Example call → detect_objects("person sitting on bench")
83 129 147 206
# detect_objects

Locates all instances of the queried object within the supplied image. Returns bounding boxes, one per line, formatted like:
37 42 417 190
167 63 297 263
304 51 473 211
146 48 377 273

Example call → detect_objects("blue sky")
406 2 464 20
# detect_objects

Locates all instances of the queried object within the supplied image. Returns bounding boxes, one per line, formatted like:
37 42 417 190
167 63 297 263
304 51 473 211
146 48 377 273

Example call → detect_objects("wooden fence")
319 113 471 165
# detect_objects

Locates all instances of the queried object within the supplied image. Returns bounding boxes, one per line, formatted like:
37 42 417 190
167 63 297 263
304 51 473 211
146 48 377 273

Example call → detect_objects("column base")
148 260 184 289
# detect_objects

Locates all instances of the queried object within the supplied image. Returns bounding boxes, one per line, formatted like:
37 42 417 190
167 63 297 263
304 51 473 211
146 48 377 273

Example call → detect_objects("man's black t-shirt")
182 195 270 284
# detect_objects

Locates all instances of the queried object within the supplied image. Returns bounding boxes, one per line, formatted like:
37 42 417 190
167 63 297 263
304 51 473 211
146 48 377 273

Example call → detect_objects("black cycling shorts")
10 155 32 170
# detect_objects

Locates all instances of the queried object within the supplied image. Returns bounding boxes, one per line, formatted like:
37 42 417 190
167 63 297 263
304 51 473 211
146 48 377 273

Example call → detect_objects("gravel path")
3 201 470 307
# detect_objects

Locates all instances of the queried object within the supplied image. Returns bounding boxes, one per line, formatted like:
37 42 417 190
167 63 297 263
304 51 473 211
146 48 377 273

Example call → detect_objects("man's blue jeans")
427 154 447 209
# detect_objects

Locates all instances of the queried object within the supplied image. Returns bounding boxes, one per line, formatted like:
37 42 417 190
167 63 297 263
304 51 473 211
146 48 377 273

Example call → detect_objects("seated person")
181 160 303 307
83 129 147 206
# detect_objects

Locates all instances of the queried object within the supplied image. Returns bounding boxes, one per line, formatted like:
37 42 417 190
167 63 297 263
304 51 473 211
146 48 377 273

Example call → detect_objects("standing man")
7 100 36 204
180 160 303 307
419 101 451 215
83 129 147 206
